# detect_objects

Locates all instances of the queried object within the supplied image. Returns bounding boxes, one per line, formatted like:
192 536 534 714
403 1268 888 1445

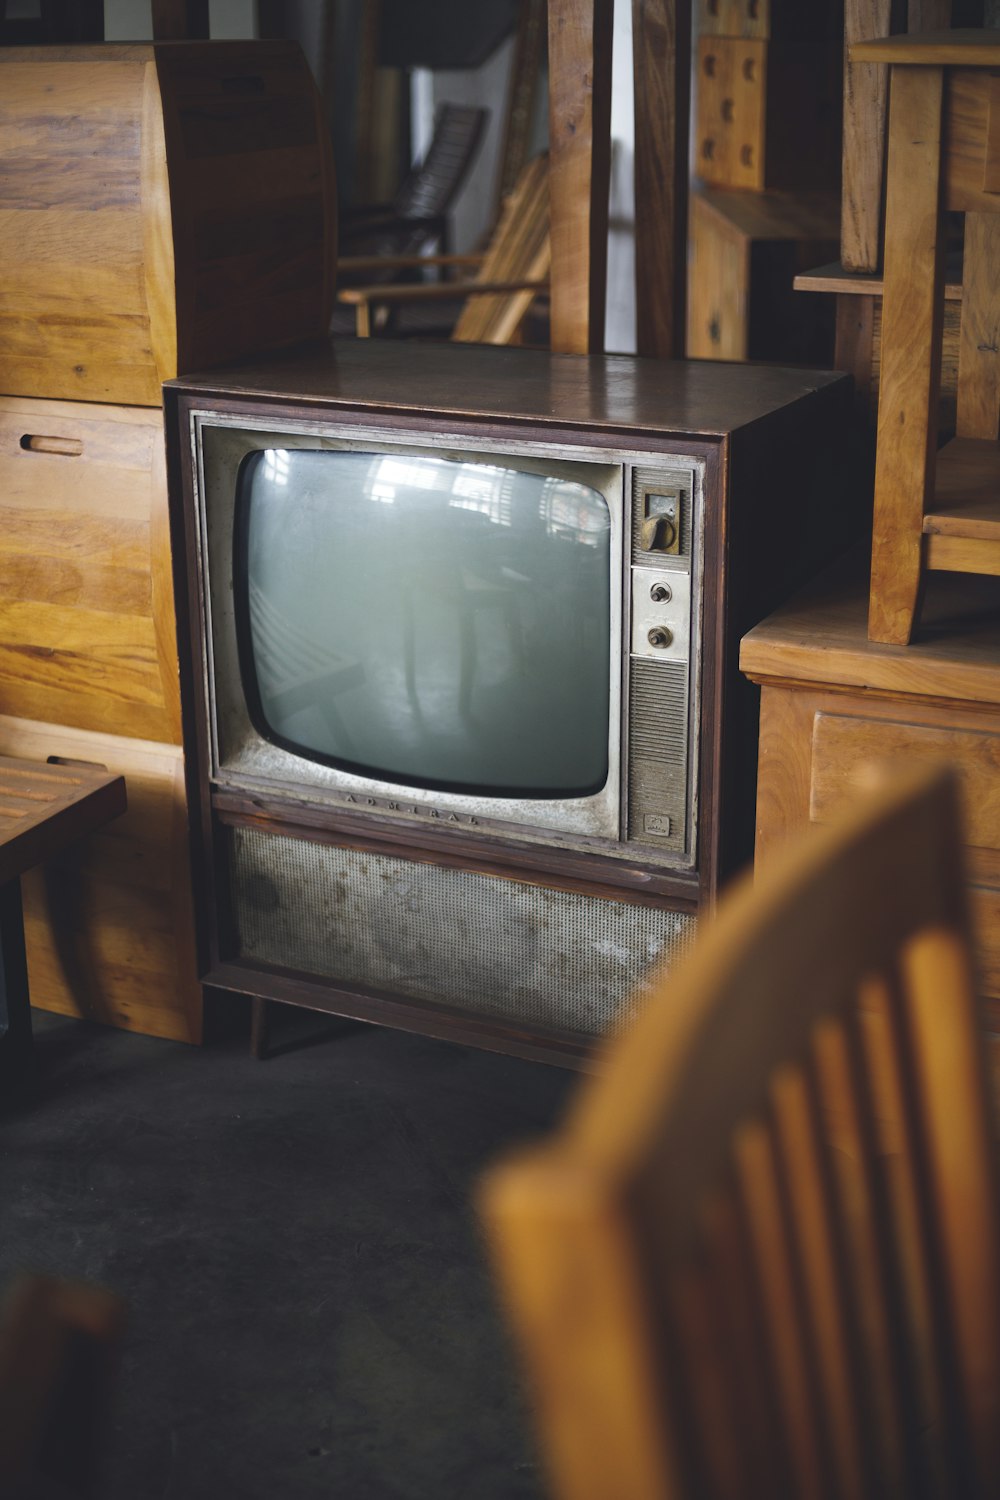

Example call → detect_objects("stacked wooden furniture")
0 42 335 1042
687 0 841 363
741 558 1000 1031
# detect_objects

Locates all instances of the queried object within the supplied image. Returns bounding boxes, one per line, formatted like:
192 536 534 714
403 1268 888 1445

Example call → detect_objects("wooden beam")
842 0 894 273
869 65 946 643
151 0 209 40
632 0 690 357
547 0 614 354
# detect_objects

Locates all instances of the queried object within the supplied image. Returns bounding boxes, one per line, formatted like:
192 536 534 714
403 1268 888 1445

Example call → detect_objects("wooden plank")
924 436 1000 536
687 190 750 359
632 0 690 357
794 260 963 299
811 711 1000 849
943 69 1000 213
956 213 1000 439
924 533 1000 573
985 73 1000 193
547 0 614 354
869 65 945 644
841 0 893 273
0 398 181 744
851 28 1000 64
740 555 1000 706
695 36 767 191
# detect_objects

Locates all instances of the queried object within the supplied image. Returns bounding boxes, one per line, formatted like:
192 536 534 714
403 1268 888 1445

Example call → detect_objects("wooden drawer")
0 714 201 1044
811 712 1000 872
0 396 182 744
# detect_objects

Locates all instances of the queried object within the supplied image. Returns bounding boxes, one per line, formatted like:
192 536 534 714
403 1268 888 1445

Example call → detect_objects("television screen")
235 449 612 797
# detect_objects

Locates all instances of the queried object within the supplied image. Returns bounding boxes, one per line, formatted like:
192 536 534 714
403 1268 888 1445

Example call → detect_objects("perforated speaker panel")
228 826 696 1036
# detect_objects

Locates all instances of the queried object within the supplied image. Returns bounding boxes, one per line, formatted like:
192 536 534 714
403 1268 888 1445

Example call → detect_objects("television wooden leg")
250 996 269 1060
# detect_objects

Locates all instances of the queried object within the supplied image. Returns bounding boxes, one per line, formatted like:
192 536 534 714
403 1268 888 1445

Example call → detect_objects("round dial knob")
647 626 673 649
650 582 672 603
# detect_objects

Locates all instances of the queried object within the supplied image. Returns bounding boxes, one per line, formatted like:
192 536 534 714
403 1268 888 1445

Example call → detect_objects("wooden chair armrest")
338 253 483 275
338 279 549 338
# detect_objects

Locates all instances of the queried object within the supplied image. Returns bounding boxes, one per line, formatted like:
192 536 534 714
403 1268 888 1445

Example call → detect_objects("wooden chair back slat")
482 766 1000 1499
452 153 550 345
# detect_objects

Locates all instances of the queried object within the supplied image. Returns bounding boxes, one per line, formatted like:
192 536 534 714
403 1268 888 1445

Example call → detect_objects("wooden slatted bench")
0 757 126 1103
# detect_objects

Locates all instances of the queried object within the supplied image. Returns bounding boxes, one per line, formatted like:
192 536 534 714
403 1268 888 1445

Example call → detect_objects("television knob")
650 583 672 603
647 626 673 649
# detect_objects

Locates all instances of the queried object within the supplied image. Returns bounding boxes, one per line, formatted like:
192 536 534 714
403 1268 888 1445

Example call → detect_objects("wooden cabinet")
0 396 201 1042
0 398 182 743
0 42 335 407
740 557 1000 1024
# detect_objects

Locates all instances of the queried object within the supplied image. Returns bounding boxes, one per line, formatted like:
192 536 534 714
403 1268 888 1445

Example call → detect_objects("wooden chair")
854 31 1000 644
339 102 487 263
480 763 1000 1500
337 153 550 344
0 1273 125 1499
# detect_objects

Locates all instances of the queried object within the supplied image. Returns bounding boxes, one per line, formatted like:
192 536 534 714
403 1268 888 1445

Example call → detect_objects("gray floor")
0 1005 576 1499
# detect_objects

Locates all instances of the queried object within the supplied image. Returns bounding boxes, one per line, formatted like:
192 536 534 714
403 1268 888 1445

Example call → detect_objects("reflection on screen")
237 449 612 797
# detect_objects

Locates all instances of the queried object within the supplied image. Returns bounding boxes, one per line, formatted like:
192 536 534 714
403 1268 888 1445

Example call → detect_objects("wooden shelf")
924 438 1000 576
793 259 964 301
851 29 1000 67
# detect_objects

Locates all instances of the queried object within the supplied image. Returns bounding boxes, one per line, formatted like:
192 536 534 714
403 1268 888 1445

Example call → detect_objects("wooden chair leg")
869 64 946 645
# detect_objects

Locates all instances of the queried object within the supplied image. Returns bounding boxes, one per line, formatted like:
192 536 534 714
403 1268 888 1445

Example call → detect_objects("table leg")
0 877 36 1104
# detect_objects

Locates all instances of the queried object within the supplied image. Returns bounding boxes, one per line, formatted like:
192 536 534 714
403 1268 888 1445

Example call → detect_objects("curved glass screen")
235 449 612 797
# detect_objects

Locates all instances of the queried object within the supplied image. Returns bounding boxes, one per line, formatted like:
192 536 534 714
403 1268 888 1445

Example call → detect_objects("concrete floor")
0 1006 575 1499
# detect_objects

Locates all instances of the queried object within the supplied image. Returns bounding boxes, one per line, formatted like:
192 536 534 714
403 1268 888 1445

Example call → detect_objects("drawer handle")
21 434 84 457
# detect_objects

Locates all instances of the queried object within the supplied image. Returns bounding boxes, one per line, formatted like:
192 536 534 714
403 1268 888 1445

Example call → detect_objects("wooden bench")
0 757 126 1102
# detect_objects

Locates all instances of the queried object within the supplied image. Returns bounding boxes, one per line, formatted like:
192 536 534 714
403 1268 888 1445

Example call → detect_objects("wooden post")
869 65 946 643
842 0 894 272
547 0 614 354
632 0 690 358
151 0 209 38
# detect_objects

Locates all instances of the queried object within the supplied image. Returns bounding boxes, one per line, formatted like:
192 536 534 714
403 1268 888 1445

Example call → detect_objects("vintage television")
166 340 853 1065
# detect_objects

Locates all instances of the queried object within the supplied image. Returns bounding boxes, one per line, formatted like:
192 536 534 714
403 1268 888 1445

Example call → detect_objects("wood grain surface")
0 396 182 743
547 0 613 354
956 213 1000 440
869 64 946 644
740 553 1000 705
0 715 201 1044
841 0 893 273
0 42 335 406
851 27 1000 64
632 0 689 357
0 756 125 887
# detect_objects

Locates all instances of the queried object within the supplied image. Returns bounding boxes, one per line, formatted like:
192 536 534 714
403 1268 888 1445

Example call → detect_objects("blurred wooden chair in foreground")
480 764 1000 1499
0 1274 125 1499
337 154 550 344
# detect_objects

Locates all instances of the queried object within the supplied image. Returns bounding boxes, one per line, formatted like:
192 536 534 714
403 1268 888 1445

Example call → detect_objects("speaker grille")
627 657 689 853
228 826 696 1037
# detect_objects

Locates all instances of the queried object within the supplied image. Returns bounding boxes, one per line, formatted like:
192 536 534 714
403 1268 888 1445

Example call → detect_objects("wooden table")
0 758 126 1102
740 553 1000 1027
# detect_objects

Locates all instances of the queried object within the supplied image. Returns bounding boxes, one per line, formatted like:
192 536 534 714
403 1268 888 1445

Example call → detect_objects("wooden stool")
0 757 125 1103
853 30 1000 644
